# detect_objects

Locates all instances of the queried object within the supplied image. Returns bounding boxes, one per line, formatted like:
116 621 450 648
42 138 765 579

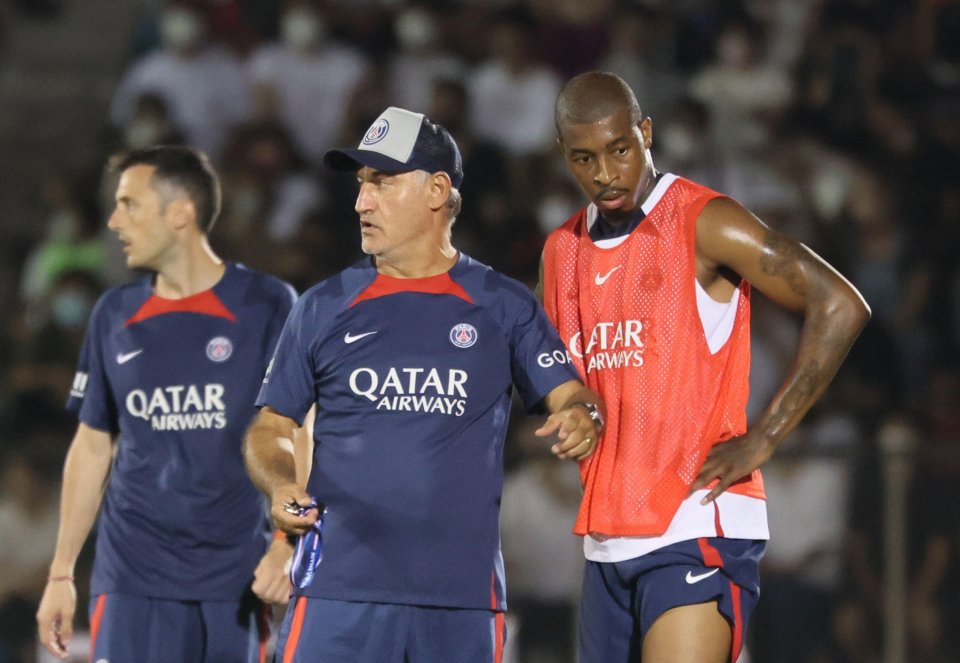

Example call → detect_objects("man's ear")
428 172 452 212
167 197 197 231
640 117 653 149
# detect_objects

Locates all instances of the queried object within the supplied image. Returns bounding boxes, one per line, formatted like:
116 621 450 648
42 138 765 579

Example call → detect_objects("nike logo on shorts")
685 568 720 584
116 349 144 364
344 331 378 344
594 266 622 286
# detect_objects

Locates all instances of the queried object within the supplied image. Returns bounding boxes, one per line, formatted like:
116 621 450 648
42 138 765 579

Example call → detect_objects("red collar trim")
350 272 474 307
125 290 236 326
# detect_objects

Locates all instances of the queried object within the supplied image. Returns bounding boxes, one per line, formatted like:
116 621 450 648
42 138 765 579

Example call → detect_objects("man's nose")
355 183 374 214
593 157 615 187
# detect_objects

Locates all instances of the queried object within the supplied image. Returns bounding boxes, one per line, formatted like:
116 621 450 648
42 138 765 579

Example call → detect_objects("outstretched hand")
535 406 599 461
690 431 776 504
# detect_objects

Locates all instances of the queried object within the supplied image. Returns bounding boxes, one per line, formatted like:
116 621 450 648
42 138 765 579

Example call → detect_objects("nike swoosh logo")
685 568 720 584
116 349 144 364
594 266 622 286
344 331 378 344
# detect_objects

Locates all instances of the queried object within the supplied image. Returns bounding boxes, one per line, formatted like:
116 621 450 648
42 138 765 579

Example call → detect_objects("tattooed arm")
690 197 870 503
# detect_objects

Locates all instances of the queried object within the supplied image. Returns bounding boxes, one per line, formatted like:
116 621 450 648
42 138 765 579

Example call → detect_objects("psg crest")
206 336 233 362
449 323 477 348
362 119 390 145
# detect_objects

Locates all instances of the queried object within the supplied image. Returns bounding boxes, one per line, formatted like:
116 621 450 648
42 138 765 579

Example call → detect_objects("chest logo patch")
449 323 478 348
206 336 233 362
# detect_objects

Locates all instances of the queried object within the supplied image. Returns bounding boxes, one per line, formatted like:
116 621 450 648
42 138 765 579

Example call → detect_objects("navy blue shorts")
274 597 506 663
579 537 765 663
88 592 270 663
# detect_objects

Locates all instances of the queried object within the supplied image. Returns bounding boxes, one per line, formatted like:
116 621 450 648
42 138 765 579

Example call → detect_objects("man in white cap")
242 107 605 662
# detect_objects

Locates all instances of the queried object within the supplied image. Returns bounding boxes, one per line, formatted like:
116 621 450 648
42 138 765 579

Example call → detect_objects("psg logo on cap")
362 119 390 145
449 323 477 348
206 336 233 362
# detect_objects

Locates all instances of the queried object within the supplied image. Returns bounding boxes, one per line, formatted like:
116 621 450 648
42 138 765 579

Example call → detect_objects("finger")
270 580 292 605
534 414 562 437
553 434 594 459
700 478 731 505
690 464 717 494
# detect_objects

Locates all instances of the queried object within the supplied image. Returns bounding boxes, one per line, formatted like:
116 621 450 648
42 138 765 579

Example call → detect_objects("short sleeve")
66 297 118 434
507 289 580 412
256 292 318 425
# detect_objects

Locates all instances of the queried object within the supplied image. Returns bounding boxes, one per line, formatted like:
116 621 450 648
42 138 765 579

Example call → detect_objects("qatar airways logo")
568 319 649 373
126 384 227 431
349 367 468 416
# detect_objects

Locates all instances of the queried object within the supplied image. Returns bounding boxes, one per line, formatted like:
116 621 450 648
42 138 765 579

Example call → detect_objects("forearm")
49 425 114 575
243 408 300 498
543 380 603 418
754 287 870 448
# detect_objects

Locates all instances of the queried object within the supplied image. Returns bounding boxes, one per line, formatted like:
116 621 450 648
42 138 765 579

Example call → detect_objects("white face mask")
536 193 578 235
47 210 81 242
395 9 436 51
659 125 697 162
281 10 326 51
51 289 94 329
125 119 165 150
161 9 204 52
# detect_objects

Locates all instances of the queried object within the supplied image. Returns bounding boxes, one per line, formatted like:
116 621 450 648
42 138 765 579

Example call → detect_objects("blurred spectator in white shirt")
388 4 466 114
689 17 793 156
501 418 583 663
247 0 369 165
109 1 252 159
467 11 561 158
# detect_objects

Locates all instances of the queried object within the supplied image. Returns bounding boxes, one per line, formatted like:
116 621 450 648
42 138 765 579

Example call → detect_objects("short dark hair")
555 71 642 141
110 145 222 232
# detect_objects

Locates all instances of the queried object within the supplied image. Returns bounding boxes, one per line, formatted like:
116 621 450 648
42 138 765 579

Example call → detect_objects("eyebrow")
568 135 631 154
358 169 405 183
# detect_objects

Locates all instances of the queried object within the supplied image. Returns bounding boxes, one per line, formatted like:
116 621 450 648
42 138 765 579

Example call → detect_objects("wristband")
48 575 75 583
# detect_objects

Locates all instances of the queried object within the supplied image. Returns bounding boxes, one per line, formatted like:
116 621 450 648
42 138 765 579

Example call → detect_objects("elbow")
849 289 872 333
826 285 872 339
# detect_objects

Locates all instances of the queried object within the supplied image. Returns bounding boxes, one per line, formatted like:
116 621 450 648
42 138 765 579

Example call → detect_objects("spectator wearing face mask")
19 175 108 319
247 0 369 166
688 17 794 156
6 269 103 414
109 0 252 159
118 92 187 152
388 3 466 115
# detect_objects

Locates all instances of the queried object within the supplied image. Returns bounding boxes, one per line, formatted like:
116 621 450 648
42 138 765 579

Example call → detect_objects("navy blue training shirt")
257 253 580 611
67 262 296 600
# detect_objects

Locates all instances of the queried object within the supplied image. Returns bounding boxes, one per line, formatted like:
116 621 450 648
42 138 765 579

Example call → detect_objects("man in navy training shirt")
244 106 605 663
36 145 302 662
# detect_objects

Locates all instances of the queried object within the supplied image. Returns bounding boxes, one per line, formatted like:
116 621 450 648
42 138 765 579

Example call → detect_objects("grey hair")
418 170 462 223
446 187 462 223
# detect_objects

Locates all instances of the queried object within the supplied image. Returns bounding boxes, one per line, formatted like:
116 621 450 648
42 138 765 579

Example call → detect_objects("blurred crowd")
1 0 959 661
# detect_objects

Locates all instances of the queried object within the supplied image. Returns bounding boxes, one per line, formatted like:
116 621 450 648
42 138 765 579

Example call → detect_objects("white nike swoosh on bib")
594 266 622 286
116 349 144 364
344 331 378 344
685 568 720 584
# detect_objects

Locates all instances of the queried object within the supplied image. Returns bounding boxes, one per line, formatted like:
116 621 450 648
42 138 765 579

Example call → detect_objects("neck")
601 168 660 226
375 240 458 279
154 236 225 298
